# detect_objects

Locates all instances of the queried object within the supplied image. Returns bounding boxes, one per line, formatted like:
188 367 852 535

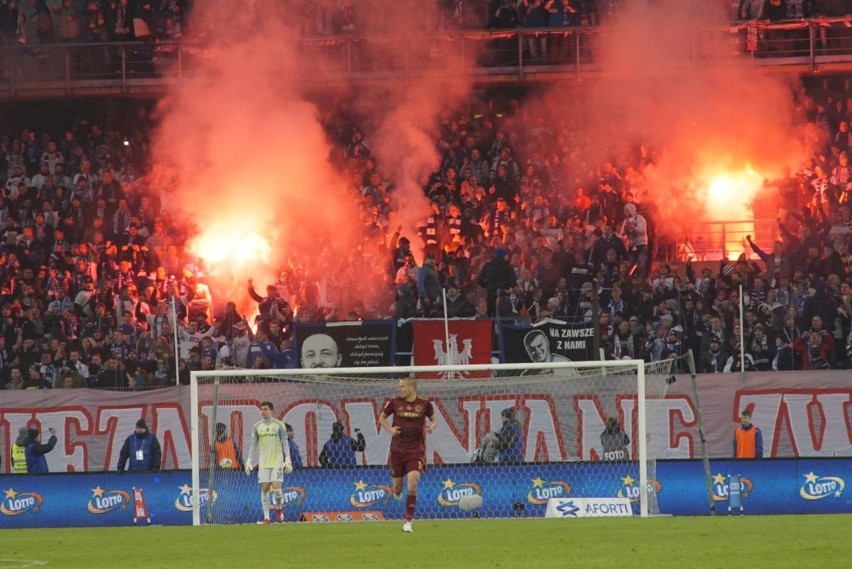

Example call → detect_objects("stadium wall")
1 458 850 528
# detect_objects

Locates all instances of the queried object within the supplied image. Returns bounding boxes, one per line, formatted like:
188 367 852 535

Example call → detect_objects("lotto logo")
437 479 482 507
87 487 131 514
527 477 572 505
1 489 43 516
349 481 392 508
617 475 663 503
174 485 217 512
799 472 845 500
711 474 753 502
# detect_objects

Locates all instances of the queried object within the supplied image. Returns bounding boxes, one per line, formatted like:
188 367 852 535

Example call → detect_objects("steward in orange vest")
214 422 243 469
733 410 763 458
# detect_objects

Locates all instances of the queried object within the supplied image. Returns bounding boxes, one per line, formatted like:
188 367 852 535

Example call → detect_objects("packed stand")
0 0 188 47
0 119 203 390
318 79 851 374
2 0 850 47
1 84 852 393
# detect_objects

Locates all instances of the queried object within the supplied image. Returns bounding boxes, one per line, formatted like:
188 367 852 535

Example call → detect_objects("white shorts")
258 467 284 484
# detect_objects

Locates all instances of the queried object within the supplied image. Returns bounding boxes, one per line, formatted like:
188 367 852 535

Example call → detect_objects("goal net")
189 358 680 524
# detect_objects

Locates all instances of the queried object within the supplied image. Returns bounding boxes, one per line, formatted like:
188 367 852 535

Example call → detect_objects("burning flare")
700 166 762 260
190 222 273 268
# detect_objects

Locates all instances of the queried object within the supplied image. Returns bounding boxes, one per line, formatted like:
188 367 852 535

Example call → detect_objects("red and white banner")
411 320 493 377
1 370 851 473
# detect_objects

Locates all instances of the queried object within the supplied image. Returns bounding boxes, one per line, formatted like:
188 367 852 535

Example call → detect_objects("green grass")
1 516 849 569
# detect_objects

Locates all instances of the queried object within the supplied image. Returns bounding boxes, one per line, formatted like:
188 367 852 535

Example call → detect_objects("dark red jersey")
381 396 434 454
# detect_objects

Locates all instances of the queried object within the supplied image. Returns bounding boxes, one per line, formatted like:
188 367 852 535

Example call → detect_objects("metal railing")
655 218 780 264
1 18 851 97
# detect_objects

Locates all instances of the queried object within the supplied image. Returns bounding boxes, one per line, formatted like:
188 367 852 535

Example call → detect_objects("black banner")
294 321 395 368
500 319 597 363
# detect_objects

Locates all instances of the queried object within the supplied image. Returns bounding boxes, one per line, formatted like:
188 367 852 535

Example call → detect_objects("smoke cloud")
152 0 812 317
503 0 810 252
151 1 478 315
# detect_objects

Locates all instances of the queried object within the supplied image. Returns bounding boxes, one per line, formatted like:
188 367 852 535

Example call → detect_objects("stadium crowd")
0 71 850 391
0 0 187 47
3 0 850 49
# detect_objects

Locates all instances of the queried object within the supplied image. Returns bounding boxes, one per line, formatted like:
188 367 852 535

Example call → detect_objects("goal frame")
189 359 649 525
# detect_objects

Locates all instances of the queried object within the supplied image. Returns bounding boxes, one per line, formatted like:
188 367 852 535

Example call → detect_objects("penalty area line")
0 560 49 569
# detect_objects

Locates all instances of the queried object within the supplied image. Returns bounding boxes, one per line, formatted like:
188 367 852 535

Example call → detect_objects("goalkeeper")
244 401 292 524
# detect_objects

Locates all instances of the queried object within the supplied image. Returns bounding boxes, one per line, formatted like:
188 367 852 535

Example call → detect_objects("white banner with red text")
1 370 850 473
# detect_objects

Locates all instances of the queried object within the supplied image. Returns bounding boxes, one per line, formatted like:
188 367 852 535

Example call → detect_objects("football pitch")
1 515 849 569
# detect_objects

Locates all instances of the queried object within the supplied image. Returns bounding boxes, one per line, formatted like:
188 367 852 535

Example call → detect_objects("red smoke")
150 0 818 319
150 1 480 317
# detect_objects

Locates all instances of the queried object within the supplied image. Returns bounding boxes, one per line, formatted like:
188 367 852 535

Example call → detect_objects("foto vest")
601 430 630 461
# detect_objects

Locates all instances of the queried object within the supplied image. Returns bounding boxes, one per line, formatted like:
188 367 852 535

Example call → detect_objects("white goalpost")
189 358 679 525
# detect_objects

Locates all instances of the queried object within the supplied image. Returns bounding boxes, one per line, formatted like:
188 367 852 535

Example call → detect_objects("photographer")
24 426 58 474
600 417 630 461
492 408 523 463
319 421 366 468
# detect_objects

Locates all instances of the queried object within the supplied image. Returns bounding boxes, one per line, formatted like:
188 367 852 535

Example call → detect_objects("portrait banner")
501 319 596 363
411 319 493 378
294 321 394 368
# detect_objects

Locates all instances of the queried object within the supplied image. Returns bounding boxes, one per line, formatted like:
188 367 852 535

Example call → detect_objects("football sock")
405 494 416 521
261 491 270 520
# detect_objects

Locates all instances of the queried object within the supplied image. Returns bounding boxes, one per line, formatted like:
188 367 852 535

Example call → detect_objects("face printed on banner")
524 330 551 363
301 333 342 368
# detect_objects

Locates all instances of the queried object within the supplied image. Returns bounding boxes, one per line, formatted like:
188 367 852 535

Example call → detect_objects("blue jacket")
288 438 303 469
117 432 162 472
496 421 523 463
25 435 57 474
319 433 366 467
275 349 298 369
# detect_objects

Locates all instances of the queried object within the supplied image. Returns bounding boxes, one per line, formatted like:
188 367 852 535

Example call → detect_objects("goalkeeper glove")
283 459 293 475
244 459 253 476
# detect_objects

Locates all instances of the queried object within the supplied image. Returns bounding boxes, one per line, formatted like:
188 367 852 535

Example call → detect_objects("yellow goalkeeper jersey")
249 418 289 468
